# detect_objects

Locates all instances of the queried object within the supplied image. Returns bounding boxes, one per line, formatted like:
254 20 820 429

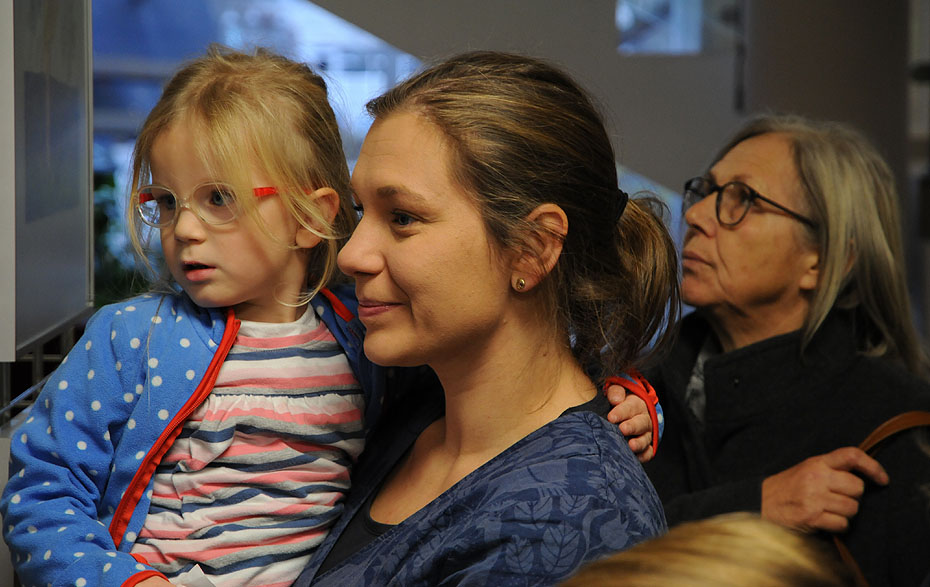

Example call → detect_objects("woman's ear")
798 249 820 292
511 203 568 291
296 187 340 249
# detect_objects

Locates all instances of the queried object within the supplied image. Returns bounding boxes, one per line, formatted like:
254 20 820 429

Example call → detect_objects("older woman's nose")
684 193 717 235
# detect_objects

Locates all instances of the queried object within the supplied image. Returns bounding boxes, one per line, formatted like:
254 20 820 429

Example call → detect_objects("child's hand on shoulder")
606 385 654 463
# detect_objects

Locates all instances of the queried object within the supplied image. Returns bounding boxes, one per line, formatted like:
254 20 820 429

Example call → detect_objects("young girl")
0 46 399 587
1 47 656 587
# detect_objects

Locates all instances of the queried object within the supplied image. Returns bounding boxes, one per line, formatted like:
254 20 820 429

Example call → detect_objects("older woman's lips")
681 251 709 267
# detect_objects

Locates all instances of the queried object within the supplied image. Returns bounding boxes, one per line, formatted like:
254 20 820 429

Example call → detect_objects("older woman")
293 51 680 585
640 114 930 586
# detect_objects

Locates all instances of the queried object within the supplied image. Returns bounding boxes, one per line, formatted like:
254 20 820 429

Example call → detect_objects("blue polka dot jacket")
0 285 391 587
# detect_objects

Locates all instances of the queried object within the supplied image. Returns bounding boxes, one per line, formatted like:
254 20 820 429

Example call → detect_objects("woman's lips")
356 298 400 319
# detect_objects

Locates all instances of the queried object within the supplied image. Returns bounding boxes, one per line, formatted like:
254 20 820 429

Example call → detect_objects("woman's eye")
392 212 415 226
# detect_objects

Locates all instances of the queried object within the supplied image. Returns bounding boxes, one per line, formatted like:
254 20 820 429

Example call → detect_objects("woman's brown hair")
366 51 679 376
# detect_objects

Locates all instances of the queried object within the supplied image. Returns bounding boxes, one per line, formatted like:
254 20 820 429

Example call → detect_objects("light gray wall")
313 1 908 191
312 0 744 191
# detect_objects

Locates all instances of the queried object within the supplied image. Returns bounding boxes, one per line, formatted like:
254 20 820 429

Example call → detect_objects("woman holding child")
295 51 679 585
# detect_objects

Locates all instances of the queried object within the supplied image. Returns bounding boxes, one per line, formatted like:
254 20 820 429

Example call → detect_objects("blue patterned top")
294 393 666 586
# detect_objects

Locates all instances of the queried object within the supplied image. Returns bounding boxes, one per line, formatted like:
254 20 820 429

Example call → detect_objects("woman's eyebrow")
375 185 430 207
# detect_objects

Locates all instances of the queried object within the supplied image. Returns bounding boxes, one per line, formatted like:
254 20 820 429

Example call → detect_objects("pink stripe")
137 528 327 563
214 373 358 390
200 405 362 425
219 362 353 379
163 469 350 499
235 327 334 349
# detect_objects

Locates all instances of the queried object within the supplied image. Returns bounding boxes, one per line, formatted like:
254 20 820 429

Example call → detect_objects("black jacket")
644 309 930 586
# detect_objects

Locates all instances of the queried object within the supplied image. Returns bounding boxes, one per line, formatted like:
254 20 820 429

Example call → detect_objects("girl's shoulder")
86 292 225 342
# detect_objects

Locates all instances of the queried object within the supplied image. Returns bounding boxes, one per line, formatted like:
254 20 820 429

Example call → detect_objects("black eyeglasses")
682 176 817 229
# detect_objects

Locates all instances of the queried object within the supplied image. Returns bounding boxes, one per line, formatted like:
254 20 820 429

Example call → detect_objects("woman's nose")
337 218 381 277
684 193 717 235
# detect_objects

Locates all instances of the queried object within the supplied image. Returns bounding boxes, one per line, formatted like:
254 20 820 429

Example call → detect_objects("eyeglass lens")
683 178 753 226
138 183 239 227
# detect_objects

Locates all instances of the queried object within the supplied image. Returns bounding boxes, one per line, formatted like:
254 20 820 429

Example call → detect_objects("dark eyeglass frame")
135 183 278 228
682 176 817 229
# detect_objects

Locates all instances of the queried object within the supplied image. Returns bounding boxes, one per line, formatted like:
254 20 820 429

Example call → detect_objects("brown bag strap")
833 411 930 587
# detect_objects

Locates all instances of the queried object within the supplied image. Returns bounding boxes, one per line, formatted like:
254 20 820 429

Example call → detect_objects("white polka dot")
58 380 68 391
58 526 66 532
115 361 122 371
10 494 20 504
136 384 144 394
46 426 52 435
127 419 136 430
91 401 101 411
85 533 94 541
147 489 154 499
124 393 134 403
130 338 140 349
158 409 169 420
26 416 34 423
86 370 95 380
18 470 24 478
111 330 117 340
62 354 69 364
74 551 84 557
209 340 217 348
106 551 117 557
126 531 137 542
45 398 50 408
89 470 98 476
77 578 87 587
27 526 36 533
84 340 92 351
176 315 183 322
186 370 196 380
65 411 75 421
43 549 51 560
135 563 145 571
151 376 162 387
125 305 136 312
103 562 112 572
42 481 50 486
148 358 158 368
115 310 122 315
152 316 162 324
316 305 326 317
77 441 87 450
65 509 75 515
104 430 111 441
135 451 144 460
20 433 27 444
180 338 190 348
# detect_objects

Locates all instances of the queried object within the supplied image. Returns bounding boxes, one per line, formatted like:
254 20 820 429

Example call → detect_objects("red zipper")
109 308 240 548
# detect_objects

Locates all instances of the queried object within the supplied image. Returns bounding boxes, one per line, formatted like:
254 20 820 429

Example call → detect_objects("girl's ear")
511 203 568 291
296 187 340 249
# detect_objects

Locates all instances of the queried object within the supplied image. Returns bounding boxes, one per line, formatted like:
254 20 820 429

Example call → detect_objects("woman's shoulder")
474 412 657 510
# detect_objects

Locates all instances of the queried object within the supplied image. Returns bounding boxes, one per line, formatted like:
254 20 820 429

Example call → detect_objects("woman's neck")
369 314 596 525
708 300 809 352
428 321 596 462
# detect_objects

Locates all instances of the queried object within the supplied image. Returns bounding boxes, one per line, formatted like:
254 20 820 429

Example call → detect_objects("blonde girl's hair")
365 51 680 377
560 513 854 587
712 114 926 375
127 45 355 300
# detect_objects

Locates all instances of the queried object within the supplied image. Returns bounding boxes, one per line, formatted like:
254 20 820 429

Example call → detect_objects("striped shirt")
130 307 365 586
